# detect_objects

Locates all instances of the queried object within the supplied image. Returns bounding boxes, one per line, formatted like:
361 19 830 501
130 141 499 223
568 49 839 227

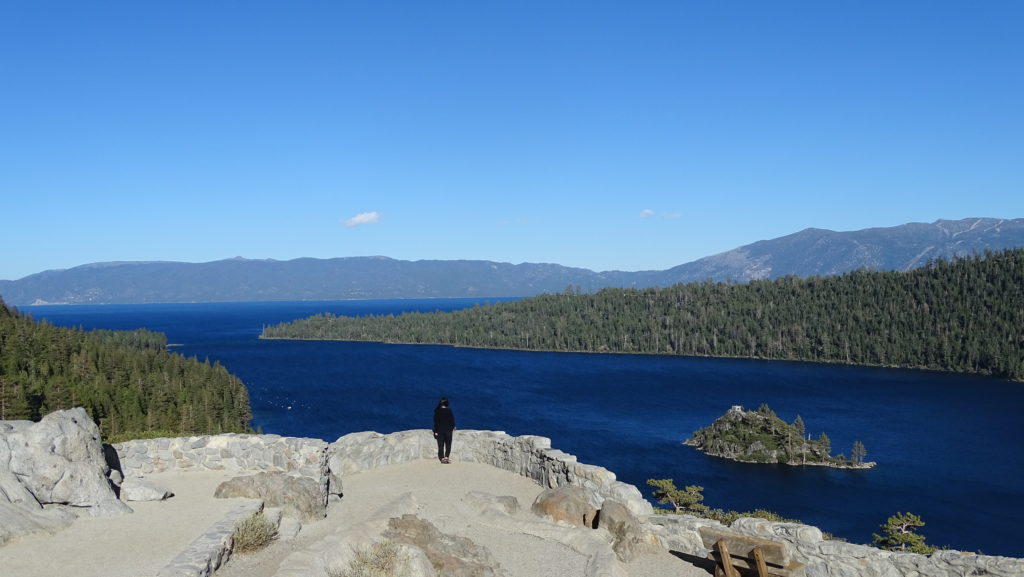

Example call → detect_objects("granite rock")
214 471 325 521
1 408 130 517
532 485 598 528
121 477 174 502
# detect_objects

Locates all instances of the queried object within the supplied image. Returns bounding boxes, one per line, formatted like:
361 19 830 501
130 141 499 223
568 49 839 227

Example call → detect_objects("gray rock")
0 501 77 546
531 485 598 528
120 477 174 502
278 516 303 540
1 408 129 516
87 498 134 517
598 499 659 562
0 421 36 508
385 513 507 577
214 471 325 521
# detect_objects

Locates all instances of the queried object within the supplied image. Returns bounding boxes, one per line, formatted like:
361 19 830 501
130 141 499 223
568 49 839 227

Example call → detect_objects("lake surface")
24 299 1024 557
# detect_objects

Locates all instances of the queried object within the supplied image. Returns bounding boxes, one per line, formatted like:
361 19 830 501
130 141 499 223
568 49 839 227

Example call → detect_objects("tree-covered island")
685 404 875 468
261 249 1024 381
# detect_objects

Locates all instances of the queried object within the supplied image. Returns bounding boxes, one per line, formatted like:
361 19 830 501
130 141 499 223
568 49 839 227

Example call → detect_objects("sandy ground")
217 459 711 577
0 469 245 577
0 461 711 577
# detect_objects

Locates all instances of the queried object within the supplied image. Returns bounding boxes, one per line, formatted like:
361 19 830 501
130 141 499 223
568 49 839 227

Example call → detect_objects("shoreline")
683 439 877 470
257 335 1020 382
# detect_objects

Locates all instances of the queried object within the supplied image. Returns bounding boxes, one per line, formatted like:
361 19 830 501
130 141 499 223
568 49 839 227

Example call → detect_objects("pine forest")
0 299 253 441
262 249 1024 381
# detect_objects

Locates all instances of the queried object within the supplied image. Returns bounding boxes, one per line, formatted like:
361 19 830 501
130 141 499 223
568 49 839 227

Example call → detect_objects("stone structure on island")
2 408 1023 577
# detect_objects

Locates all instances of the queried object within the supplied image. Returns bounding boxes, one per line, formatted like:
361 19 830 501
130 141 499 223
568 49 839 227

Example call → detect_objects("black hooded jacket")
433 404 455 434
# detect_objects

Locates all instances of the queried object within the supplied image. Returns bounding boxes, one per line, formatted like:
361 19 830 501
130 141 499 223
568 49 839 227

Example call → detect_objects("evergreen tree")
646 479 708 514
851 441 868 464
872 512 937 554
817 432 831 458
792 415 806 463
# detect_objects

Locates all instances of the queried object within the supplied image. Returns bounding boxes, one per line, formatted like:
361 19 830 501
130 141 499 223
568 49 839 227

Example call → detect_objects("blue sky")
1 1 1021 281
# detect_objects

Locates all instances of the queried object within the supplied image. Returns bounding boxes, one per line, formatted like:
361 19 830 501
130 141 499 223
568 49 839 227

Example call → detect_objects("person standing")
433 397 456 463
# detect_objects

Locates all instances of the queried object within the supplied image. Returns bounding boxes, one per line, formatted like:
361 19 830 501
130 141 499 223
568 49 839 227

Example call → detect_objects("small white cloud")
641 209 681 220
342 212 381 227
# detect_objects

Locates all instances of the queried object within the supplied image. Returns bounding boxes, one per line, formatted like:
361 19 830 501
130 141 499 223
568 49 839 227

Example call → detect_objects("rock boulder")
0 408 130 517
598 499 659 562
214 471 325 521
385 513 507 577
120 477 174 502
531 485 598 528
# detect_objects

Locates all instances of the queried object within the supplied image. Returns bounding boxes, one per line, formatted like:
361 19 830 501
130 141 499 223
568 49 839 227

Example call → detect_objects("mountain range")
2 217 1021 306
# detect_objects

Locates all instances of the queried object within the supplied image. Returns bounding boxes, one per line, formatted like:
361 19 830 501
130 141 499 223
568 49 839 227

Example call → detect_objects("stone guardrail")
113 433 328 478
328 428 654 517
112 433 330 500
113 430 1023 577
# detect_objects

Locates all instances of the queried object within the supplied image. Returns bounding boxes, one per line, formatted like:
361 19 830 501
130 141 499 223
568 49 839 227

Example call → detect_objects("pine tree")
817 432 831 458
851 441 868 464
793 415 806 464
646 479 708 514
872 512 936 554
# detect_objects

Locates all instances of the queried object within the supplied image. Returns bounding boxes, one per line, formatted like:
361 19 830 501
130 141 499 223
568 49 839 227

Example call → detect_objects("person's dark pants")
436 430 453 460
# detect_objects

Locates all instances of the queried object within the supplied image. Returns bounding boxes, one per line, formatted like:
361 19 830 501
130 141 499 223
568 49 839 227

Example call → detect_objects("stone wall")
112 429 1024 577
113 433 330 504
328 429 653 517
649 512 1024 577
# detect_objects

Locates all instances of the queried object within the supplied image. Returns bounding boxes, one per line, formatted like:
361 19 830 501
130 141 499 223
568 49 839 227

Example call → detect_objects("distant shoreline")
259 334 1021 382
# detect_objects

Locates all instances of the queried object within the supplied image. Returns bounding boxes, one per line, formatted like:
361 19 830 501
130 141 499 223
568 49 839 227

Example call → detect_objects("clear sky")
1 1 1021 281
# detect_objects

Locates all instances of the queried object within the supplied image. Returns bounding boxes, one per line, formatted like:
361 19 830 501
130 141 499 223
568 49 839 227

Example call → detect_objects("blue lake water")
23 299 1024 558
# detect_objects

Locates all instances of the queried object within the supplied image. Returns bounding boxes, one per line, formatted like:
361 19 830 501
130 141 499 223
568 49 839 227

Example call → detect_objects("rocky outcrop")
214 471 325 521
5 410 1022 577
649 513 1024 577
532 486 598 528
385 513 508 577
597 499 660 563
0 408 130 535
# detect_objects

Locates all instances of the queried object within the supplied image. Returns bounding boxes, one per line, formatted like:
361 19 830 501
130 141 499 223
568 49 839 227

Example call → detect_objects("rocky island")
684 405 876 469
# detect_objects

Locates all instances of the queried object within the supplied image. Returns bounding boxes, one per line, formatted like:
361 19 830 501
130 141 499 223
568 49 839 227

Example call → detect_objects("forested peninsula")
0 299 253 441
261 249 1024 381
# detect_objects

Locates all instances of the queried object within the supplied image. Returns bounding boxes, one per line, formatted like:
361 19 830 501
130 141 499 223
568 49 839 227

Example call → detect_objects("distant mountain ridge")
663 218 1022 282
2 217 1021 305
